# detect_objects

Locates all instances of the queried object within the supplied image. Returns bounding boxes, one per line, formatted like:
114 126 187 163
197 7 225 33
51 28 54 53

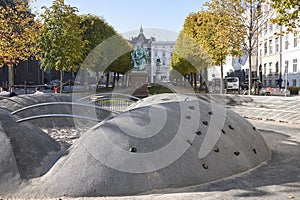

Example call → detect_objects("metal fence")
78 93 141 112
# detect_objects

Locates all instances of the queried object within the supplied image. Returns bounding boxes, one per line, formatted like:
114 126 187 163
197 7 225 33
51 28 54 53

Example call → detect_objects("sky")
30 0 205 41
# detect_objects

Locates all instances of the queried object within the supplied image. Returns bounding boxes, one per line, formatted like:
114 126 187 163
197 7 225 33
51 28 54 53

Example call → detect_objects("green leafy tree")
171 15 213 89
0 0 40 92
79 15 131 88
206 0 270 94
37 0 86 92
270 0 299 33
188 8 244 93
83 32 133 88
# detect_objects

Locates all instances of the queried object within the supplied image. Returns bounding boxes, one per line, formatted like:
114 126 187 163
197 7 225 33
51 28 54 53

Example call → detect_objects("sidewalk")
215 94 300 125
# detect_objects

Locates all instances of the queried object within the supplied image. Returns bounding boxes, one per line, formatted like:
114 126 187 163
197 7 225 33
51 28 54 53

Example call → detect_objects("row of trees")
171 0 299 94
0 0 132 92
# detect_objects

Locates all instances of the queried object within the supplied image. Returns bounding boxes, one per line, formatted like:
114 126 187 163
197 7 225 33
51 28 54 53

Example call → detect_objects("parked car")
225 77 239 93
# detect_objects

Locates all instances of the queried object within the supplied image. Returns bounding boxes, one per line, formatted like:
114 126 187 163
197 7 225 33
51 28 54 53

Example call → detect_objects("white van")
225 77 239 93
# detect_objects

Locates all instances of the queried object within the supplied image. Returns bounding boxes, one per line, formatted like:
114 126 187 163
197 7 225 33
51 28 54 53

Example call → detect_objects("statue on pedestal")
131 43 148 71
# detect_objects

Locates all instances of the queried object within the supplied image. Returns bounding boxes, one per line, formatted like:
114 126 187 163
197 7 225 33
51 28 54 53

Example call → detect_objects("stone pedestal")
130 71 148 98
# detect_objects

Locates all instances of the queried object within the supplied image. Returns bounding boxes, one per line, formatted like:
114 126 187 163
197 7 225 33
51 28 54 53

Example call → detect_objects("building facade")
281 30 300 87
257 2 300 88
150 41 175 83
129 26 176 83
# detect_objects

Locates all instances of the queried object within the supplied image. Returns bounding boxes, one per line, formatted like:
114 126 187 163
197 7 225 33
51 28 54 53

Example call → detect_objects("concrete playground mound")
0 94 112 128
0 108 61 195
12 94 271 198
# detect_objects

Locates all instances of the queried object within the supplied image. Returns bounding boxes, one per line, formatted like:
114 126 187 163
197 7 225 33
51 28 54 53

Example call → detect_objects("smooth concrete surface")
1 94 271 198
0 108 62 195
0 94 112 128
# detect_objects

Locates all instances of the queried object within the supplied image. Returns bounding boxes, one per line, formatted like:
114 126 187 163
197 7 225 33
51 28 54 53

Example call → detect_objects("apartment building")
257 2 300 88
150 41 175 83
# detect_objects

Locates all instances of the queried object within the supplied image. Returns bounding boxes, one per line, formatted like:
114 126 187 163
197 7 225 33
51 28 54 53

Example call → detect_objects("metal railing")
12 101 118 123
78 92 141 112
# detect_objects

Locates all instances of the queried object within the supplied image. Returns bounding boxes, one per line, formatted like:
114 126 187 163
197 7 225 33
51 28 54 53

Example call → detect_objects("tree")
37 0 86 93
171 27 212 88
188 8 244 93
79 15 132 88
0 0 40 92
270 0 299 33
204 0 266 94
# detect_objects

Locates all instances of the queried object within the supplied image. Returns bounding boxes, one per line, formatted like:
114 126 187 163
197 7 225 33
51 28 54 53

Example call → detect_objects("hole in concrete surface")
253 149 257 154
196 131 202 135
187 140 193 146
208 111 213 115
186 115 192 120
202 163 208 169
222 129 226 134
253 127 256 131
214 148 219 153
203 121 208 126
188 106 195 110
129 147 137 153
228 125 234 130
234 151 240 156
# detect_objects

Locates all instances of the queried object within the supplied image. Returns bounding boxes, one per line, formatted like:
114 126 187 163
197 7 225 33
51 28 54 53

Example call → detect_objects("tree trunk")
112 72 116 88
190 72 193 87
193 72 197 90
8 64 14 93
95 71 100 89
220 63 224 94
105 72 110 88
248 54 252 95
60 70 63 93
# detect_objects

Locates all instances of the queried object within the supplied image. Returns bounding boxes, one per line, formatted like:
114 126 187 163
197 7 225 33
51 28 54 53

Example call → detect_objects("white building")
150 41 176 83
281 30 300 87
257 2 300 88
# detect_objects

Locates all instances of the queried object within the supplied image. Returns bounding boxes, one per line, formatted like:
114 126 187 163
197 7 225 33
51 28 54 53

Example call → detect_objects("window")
264 63 267 74
162 60 166 65
154 51 157 57
285 60 289 73
275 38 279 52
264 21 267 34
275 24 279 30
294 34 298 47
269 62 272 74
275 62 279 74
269 39 273 54
292 79 297 87
285 35 289 50
264 42 267 55
260 49 262 56
162 51 166 57
269 23 273 32
293 59 297 72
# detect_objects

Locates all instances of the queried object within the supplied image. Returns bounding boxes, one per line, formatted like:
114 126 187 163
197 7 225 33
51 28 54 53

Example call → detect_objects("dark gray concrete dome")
0 108 61 195
0 94 111 128
17 94 270 198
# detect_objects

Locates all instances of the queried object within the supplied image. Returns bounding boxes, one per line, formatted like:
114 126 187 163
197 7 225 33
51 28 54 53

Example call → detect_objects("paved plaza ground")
1 88 300 199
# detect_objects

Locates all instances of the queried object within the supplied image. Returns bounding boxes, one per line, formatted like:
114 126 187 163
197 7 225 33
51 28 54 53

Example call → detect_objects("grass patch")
147 83 174 95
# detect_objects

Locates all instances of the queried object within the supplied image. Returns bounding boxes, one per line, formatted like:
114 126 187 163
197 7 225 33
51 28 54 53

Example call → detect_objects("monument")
130 43 149 98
